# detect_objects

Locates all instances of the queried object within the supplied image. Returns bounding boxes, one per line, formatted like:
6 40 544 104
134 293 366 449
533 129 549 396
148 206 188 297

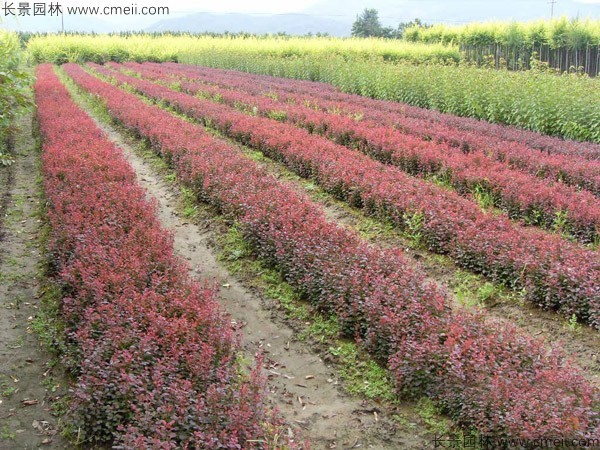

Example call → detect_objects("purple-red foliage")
391 310 600 438
63 62 600 439
88 62 600 328
151 62 600 162
116 61 600 244
35 64 293 449
134 61 600 200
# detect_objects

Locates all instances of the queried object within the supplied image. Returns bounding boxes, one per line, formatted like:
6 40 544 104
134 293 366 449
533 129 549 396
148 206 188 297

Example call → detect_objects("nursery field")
1 30 600 449
27 33 600 142
403 18 600 75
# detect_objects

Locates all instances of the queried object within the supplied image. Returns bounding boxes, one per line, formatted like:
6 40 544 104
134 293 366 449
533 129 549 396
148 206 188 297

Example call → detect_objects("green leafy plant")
403 210 425 246
1 426 15 440
0 152 15 166
0 31 33 158
472 184 495 210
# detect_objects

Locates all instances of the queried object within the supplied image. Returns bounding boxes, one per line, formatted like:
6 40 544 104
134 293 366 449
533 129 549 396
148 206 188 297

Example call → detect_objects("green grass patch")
329 342 396 402
1 426 16 441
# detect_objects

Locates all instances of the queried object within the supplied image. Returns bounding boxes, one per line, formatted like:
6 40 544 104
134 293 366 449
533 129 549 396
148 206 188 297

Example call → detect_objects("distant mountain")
146 12 350 36
2 1 597 35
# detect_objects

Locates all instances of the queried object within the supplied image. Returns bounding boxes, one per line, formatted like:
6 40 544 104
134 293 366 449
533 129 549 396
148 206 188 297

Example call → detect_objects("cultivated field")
404 18 600 75
27 33 600 142
0 30 599 449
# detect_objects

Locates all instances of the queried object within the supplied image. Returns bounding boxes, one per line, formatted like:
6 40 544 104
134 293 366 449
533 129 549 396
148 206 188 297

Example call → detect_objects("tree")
351 8 385 38
395 18 429 39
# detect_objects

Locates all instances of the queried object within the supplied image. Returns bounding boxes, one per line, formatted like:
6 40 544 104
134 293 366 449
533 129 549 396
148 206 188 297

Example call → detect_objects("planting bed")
21 59 600 447
35 64 296 448
56 62 600 441
87 62 600 328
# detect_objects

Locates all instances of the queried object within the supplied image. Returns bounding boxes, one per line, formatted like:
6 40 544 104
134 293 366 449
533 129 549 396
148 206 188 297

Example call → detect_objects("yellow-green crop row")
403 17 600 48
26 34 459 65
181 50 600 142
25 33 600 142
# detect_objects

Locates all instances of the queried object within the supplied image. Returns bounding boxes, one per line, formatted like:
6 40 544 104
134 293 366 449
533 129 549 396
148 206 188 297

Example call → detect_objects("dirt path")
226 143 600 388
74 102 435 448
0 115 68 449
93 65 600 388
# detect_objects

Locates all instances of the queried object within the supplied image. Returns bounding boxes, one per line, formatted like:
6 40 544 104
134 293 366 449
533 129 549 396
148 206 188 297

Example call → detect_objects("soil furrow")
246 143 600 387
0 114 68 450
75 96 433 449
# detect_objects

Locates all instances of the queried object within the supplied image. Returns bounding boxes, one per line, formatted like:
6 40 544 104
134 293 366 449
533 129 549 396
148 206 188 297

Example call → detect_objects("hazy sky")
92 0 600 15
0 0 320 28
167 0 320 14
0 0 598 31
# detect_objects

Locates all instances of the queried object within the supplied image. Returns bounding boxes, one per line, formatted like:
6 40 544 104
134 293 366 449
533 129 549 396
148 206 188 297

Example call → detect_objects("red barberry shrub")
62 62 600 440
35 64 297 448
87 62 600 328
119 61 600 243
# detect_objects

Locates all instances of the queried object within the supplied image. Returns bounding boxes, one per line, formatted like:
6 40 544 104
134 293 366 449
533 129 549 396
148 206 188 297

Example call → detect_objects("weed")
180 186 199 219
0 152 15 166
1 426 15 440
2 386 17 398
0 270 27 283
329 342 396 402
403 210 425 246
297 315 340 342
41 376 61 393
566 313 582 334
472 183 495 210
266 110 287 122
417 397 452 435
4 256 24 269
552 209 571 237
49 395 70 417
355 215 395 241
428 171 453 190
476 282 497 304
392 413 417 430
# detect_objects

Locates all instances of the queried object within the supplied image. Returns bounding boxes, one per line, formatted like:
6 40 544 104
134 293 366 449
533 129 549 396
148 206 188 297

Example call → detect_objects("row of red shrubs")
63 62 600 439
35 63 294 449
150 62 600 177
114 61 600 244
87 62 600 328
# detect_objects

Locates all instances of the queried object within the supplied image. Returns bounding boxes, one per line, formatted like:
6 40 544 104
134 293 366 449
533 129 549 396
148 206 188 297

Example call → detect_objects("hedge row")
35 64 292 449
87 63 600 328
142 62 600 183
64 62 600 439
116 62 600 244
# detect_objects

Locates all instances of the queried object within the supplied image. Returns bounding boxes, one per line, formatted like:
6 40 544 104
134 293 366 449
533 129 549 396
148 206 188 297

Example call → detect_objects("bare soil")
68 79 599 448
87 113 435 449
227 135 600 388
0 115 69 450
